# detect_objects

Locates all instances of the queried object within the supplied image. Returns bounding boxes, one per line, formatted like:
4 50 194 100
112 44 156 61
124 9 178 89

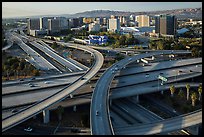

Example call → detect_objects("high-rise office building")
89 21 100 32
119 16 126 25
95 17 103 25
27 18 40 30
55 17 68 30
48 19 60 34
78 17 84 26
103 18 107 25
40 17 54 30
136 15 150 27
107 15 120 33
155 15 177 36
72 18 80 28
27 18 40 34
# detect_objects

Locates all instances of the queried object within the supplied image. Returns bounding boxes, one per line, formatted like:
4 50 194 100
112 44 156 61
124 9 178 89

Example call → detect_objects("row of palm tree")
169 83 202 107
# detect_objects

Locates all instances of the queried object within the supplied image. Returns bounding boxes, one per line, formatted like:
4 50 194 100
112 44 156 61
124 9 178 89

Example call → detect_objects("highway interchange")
2 31 104 132
2 28 202 135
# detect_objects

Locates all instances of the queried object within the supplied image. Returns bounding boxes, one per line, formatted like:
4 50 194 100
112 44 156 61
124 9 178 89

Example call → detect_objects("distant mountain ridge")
68 8 202 19
4 7 202 20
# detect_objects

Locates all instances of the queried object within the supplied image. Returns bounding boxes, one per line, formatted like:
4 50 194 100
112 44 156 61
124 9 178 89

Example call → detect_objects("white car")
44 81 52 84
24 127 32 132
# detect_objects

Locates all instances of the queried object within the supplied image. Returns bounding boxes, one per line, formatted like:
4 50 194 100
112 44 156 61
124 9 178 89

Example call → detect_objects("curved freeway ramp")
90 50 194 135
114 109 202 135
2 43 104 132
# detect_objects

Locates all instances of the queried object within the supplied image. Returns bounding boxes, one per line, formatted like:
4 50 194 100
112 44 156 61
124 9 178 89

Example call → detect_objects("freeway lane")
90 50 193 135
2 43 104 132
114 109 202 135
2 58 201 95
13 35 60 72
3 57 199 93
2 63 201 110
37 40 89 71
2 83 201 120
30 41 84 72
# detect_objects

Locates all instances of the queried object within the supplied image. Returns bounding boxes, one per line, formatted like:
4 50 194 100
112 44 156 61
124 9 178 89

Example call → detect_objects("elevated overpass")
115 109 202 135
2 41 104 132
90 50 200 135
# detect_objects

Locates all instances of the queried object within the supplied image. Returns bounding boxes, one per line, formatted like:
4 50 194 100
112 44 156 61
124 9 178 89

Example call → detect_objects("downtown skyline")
2 2 202 18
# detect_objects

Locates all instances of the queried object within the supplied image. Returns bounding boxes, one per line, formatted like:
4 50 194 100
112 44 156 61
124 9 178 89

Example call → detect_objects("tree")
186 84 190 101
57 105 64 121
80 114 89 127
178 88 185 98
191 47 200 57
198 84 202 101
32 69 40 76
191 92 197 107
157 40 164 50
170 85 176 97
119 35 126 46
51 42 58 49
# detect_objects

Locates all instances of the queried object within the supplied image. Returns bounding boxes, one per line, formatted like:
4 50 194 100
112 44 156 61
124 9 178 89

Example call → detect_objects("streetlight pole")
158 79 159 92
161 80 164 94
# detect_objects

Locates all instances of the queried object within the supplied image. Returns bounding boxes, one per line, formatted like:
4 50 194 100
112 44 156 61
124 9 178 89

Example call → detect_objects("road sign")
158 75 168 82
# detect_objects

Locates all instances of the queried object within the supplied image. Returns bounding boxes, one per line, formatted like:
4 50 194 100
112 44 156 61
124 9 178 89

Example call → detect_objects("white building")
107 16 120 33
29 29 47 37
136 15 150 27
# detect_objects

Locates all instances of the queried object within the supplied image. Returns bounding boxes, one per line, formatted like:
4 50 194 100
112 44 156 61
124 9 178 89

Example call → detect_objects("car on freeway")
24 127 32 132
31 77 36 80
111 71 115 74
11 109 19 113
44 81 52 84
19 79 24 81
30 85 35 87
128 58 132 61
178 70 182 73
81 77 86 80
145 74 149 78
96 110 99 116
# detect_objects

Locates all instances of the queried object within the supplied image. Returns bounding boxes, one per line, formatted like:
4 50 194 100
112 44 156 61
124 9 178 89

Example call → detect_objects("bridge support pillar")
73 105 77 112
136 95 139 103
195 124 202 135
43 109 50 124
161 90 164 95
110 99 112 106
133 95 139 103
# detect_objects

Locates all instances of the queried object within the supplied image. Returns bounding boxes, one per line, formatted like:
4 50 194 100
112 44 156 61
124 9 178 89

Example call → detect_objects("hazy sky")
2 2 202 18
